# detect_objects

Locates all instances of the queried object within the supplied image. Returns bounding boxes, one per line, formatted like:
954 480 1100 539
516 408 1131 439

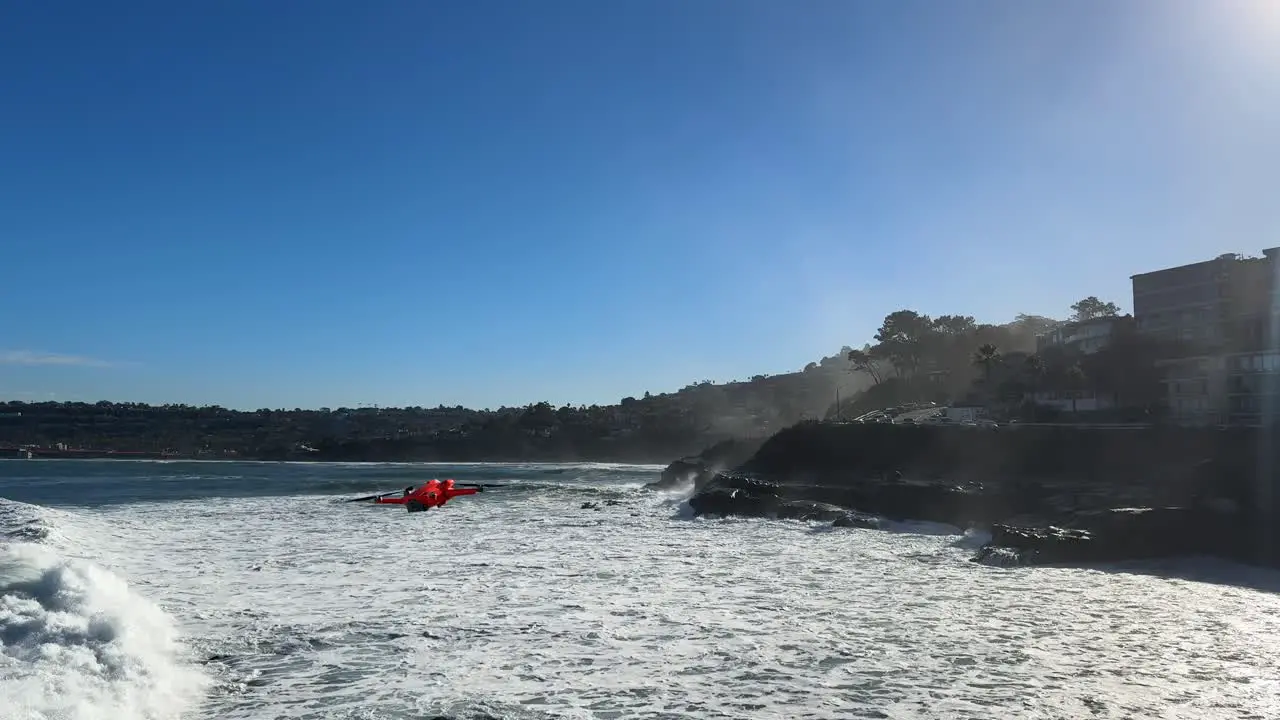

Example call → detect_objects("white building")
944 405 985 423
1027 390 1114 414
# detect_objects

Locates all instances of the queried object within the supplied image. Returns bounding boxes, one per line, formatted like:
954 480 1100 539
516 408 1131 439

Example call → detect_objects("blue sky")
2 1 1278 410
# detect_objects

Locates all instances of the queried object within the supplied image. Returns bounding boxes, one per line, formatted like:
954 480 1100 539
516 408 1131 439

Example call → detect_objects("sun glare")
1194 0 1280 68
1234 0 1280 37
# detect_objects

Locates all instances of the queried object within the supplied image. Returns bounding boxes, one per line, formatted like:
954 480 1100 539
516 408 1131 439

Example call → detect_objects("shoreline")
668 421 1280 570
0 454 676 466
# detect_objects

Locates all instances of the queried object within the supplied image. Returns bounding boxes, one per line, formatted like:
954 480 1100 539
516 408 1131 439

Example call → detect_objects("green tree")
1070 296 1121 322
1012 313 1060 336
847 348 885 385
874 310 934 377
932 315 978 336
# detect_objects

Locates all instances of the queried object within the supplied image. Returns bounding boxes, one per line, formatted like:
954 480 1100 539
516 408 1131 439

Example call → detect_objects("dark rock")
734 421 1250 513
775 501 849 522
645 437 767 491
675 420 1280 568
686 473 791 517
971 545 1026 566
833 511 885 530
687 485 781 518
857 479 1003 526
712 472 780 494
977 506 1251 566
982 523 1096 564
688 470 1003 528
646 458 705 491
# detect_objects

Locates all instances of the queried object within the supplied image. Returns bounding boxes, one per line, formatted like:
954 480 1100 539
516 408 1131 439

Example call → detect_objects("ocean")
1 460 1278 720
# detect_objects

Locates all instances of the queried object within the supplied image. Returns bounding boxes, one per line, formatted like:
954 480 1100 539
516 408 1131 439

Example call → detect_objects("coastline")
671 421 1280 570
0 453 685 465
0 435 708 465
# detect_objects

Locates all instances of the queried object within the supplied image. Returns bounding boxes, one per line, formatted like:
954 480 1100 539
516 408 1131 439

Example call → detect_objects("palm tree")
1022 354 1043 385
1064 363 1087 414
1023 354 1044 420
969 343 1003 410
972 343 1002 382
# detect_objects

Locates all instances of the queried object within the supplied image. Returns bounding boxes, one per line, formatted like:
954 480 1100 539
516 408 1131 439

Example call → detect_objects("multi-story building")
1029 316 1125 413
1130 248 1280 425
1035 316 1121 355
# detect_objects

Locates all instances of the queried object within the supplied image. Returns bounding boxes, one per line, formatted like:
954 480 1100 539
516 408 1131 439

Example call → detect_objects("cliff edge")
682 421 1276 568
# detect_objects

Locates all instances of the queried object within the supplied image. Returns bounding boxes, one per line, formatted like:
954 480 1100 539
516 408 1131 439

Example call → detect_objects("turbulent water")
2 461 1279 720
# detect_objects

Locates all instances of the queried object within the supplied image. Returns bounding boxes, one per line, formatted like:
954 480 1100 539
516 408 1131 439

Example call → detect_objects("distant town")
838 245 1280 429
2 247 1277 461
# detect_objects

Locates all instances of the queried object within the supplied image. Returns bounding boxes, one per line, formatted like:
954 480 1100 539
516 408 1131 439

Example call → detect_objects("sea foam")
1 531 208 720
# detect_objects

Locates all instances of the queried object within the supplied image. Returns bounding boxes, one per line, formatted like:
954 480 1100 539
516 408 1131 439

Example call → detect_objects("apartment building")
1035 316 1121 355
1130 248 1280 425
1029 316 1124 413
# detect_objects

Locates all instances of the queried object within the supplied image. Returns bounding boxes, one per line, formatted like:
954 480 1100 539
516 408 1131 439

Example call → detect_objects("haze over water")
2 460 1278 720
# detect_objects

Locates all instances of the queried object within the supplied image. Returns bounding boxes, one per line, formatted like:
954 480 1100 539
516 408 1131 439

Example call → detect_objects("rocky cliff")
643 436 766 492
675 421 1278 568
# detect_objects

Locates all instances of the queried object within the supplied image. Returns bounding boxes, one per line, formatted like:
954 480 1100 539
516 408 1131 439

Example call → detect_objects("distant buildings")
1131 248 1280 425
1027 316 1123 413
1027 386 1115 415
1035 316 1121 356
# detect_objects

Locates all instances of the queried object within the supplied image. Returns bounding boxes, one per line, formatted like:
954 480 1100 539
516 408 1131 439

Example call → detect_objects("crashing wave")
0 499 209 720
0 499 52 544
972 545 1026 567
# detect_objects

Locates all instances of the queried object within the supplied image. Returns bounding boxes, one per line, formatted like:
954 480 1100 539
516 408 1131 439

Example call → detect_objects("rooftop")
1130 247 1280 279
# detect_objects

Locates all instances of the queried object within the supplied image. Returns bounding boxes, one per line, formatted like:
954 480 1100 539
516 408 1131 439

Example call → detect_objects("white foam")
0 542 209 720
8 464 1280 719
950 526 993 549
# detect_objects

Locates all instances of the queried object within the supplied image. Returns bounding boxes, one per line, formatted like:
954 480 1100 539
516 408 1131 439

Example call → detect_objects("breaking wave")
6 463 1280 718
0 499 209 720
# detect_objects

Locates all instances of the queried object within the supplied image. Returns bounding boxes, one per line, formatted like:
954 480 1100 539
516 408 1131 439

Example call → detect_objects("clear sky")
2 1 1278 410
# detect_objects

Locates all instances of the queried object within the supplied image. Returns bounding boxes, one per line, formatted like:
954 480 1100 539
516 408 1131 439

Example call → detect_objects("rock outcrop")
974 505 1250 566
682 420 1280 568
644 437 766 492
687 470 1001 528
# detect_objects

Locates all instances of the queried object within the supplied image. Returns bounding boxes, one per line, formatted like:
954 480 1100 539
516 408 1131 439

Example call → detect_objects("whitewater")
1 461 1279 720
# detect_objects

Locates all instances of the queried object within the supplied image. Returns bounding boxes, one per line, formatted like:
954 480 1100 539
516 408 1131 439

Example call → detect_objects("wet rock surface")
775 501 849 523
975 506 1250 566
645 438 766 492
688 471 1004 528
832 511 886 530
679 421 1277 568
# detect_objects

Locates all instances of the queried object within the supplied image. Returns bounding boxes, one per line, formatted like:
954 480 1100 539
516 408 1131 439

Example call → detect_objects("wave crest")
1 501 209 720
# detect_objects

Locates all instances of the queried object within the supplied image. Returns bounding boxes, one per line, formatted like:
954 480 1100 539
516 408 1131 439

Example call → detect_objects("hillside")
3 298 1162 463
0 348 869 461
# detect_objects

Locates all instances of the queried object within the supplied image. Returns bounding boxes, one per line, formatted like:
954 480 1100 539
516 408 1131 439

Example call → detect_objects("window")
1175 380 1208 395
